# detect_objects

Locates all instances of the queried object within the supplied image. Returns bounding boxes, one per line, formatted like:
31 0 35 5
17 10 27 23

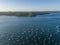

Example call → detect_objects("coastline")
0 11 59 16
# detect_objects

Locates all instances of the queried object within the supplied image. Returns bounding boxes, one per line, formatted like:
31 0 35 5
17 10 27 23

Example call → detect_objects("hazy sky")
0 0 60 11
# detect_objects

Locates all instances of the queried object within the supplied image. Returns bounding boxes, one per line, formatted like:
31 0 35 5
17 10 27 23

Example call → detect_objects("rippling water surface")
0 13 60 45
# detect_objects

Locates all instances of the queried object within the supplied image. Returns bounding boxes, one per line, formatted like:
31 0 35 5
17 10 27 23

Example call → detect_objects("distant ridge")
0 11 59 16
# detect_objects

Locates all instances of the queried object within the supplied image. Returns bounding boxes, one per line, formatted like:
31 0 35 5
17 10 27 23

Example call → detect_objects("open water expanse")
0 13 60 45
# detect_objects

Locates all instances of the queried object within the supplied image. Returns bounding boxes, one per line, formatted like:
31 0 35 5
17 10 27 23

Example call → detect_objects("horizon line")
0 10 59 12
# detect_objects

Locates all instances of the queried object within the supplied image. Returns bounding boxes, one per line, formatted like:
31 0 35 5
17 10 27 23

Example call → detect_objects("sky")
0 0 60 11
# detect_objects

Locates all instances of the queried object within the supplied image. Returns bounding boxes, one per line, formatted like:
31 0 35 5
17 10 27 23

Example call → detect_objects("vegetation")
0 11 59 16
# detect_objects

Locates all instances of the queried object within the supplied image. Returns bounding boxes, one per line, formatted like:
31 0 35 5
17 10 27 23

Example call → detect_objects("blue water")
0 13 60 45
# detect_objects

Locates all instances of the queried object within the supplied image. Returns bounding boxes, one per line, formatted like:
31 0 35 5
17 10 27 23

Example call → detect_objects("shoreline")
0 11 59 16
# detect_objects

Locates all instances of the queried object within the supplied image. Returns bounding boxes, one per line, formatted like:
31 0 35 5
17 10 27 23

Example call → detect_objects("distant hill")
0 11 59 16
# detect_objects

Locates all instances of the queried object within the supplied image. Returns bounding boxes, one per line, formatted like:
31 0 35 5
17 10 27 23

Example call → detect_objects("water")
0 13 60 45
